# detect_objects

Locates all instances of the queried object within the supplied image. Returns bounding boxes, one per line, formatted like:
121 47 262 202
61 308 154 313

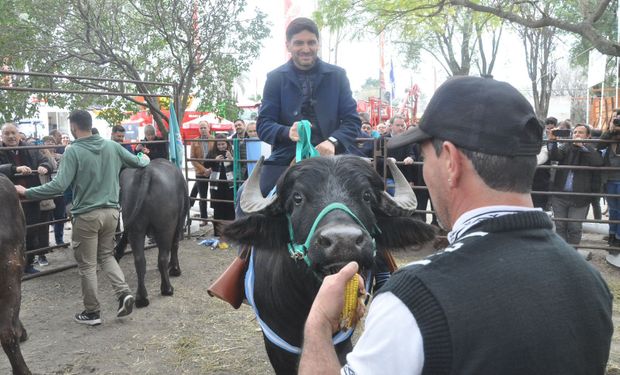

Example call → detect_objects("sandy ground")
3 216 620 374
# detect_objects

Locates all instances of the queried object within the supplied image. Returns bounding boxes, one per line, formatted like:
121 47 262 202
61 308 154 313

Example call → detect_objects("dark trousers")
196 179 210 219
552 196 589 245
590 196 602 220
23 202 51 265
52 195 66 244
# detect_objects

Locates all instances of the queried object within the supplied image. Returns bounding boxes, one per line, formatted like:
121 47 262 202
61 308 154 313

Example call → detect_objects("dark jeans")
23 202 50 266
52 195 66 244
196 179 210 219
552 196 589 246
607 181 620 240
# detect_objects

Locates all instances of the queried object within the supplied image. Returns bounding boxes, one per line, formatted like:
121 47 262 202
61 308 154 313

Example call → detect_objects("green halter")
287 202 378 267
295 120 320 162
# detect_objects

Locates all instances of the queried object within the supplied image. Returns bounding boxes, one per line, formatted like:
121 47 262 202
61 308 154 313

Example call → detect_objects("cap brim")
386 126 432 149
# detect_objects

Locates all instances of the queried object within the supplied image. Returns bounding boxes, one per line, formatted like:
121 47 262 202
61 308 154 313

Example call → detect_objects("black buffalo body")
0 174 30 375
116 159 189 307
223 155 435 374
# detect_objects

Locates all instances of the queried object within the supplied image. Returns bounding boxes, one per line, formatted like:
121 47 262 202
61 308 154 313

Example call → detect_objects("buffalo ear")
374 217 436 250
222 214 289 249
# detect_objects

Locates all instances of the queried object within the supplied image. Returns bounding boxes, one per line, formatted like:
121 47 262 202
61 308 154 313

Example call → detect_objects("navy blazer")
257 59 361 165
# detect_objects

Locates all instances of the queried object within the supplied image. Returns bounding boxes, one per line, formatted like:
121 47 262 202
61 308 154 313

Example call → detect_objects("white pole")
586 87 590 125
601 79 606 128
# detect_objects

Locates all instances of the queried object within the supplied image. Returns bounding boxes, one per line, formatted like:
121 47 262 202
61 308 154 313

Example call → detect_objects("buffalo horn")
384 157 417 212
240 156 277 213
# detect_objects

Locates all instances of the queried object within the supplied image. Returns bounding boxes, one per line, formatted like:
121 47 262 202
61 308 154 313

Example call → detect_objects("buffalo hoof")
169 267 181 277
135 297 150 308
161 286 174 296
20 328 28 343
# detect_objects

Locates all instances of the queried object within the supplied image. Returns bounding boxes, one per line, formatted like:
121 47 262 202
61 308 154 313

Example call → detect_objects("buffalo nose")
316 225 367 255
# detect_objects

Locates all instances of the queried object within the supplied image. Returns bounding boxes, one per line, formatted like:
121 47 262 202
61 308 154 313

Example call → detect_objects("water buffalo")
0 174 31 375
223 155 435 374
115 159 189 307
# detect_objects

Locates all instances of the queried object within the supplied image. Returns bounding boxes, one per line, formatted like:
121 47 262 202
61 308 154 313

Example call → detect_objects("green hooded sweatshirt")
26 134 150 215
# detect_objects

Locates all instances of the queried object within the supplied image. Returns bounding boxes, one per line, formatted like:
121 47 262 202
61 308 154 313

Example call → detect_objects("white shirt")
342 205 540 375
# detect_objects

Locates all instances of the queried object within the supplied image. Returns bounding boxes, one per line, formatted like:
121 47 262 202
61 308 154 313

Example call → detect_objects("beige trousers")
72 208 130 313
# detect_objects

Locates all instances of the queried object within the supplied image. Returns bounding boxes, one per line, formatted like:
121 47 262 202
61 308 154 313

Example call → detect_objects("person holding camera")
531 117 557 210
549 124 603 251
598 110 620 248
204 134 235 237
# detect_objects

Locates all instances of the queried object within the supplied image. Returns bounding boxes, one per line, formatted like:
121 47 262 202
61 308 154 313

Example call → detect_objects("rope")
295 120 319 162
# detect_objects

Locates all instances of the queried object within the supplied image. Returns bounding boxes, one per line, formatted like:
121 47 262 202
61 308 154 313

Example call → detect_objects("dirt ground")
3 223 620 374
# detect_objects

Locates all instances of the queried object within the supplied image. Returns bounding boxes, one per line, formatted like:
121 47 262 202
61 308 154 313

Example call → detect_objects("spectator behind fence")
377 115 417 196
111 124 132 152
135 124 168 160
299 76 613 375
246 122 258 138
230 119 248 181
531 117 556 210
204 134 235 237
549 124 603 254
190 121 213 226
598 109 620 248
16 110 150 326
0 123 54 274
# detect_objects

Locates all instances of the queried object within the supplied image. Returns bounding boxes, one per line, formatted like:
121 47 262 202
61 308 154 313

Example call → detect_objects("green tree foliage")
0 0 269 135
445 0 620 57
315 0 503 77
355 77 381 99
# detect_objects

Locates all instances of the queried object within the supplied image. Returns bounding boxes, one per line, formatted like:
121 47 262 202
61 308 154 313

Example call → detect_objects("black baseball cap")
387 76 542 156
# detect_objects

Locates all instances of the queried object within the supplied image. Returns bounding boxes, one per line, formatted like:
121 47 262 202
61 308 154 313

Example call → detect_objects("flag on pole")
168 103 184 168
587 49 606 87
379 32 386 91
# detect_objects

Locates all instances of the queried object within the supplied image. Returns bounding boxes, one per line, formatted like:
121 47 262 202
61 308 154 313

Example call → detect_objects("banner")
168 103 184 169
587 49 606 87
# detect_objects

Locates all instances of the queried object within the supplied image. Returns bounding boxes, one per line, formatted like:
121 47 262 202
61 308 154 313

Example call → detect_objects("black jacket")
0 141 54 187
549 142 603 204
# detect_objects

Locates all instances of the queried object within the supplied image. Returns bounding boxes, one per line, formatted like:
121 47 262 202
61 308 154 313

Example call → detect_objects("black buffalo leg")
153 230 174 296
128 230 149 307
168 231 181 277
1 288 31 375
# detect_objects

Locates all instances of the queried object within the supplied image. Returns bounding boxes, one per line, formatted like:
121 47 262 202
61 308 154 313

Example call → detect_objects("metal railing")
13 133 620 281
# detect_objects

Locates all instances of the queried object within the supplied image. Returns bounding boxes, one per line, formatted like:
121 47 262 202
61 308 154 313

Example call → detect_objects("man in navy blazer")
256 17 361 195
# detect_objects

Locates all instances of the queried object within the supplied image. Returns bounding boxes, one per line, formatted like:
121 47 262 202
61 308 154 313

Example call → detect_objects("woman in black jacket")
204 135 235 236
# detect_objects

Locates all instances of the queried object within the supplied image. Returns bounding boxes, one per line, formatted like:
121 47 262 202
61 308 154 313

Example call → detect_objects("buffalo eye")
362 191 372 203
293 192 303 206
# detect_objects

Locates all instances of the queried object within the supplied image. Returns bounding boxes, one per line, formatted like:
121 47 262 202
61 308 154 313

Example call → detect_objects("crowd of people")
0 120 174 275
355 109 620 259
189 118 259 238
1 15 618 373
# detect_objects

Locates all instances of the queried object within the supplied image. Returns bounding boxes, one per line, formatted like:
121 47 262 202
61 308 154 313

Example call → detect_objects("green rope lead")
296 120 320 162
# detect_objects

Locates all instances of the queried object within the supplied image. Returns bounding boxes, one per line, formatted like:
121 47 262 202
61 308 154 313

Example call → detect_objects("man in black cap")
299 76 613 375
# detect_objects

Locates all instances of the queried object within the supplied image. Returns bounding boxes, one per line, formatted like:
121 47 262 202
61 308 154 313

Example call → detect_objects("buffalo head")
223 155 435 277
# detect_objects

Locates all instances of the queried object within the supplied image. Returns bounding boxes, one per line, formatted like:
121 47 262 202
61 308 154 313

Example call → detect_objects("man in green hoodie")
15 110 150 326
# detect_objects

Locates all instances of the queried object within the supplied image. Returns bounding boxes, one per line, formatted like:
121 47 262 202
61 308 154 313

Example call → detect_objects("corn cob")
340 275 359 329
